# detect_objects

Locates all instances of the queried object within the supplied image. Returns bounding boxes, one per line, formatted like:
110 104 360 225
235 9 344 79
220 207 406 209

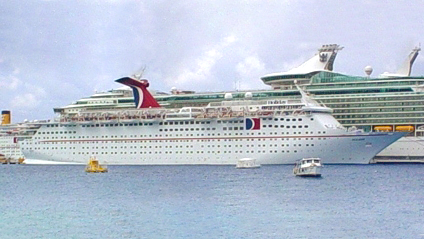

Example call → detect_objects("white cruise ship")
46 44 424 162
0 111 24 161
0 129 23 160
19 76 405 165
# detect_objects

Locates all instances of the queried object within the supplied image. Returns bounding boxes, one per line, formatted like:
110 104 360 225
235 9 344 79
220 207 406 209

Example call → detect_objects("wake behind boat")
19 75 405 165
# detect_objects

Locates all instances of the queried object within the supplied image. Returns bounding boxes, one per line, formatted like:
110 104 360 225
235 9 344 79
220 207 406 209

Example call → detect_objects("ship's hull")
22 132 403 165
16 133 422 164
20 114 405 165
375 136 424 160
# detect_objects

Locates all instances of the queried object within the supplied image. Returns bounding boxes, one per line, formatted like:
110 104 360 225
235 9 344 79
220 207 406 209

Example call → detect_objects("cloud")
1 0 424 122
0 58 21 90
11 93 39 109
0 75 21 90
0 65 46 110
236 56 266 90
165 35 238 88
10 84 46 109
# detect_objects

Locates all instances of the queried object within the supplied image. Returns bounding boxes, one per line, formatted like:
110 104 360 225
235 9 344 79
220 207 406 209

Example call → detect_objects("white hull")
20 113 405 165
294 166 321 176
376 136 424 159
8 134 424 163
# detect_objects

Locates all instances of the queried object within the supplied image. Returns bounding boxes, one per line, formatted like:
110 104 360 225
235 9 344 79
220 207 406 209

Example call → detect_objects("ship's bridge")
261 44 343 89
261 71 323 90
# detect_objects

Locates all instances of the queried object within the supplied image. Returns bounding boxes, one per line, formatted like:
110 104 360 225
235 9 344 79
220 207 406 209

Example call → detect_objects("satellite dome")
224 93 233 99
245 92 253 99
364 66 373 76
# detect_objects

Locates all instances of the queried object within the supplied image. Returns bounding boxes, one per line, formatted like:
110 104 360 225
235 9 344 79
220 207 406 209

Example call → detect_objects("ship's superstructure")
20 77 404 165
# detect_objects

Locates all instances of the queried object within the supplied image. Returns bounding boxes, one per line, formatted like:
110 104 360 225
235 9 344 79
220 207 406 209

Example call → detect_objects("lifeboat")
395 125 415 132
18 157 25 164
373 126 393 132
85 157 108 173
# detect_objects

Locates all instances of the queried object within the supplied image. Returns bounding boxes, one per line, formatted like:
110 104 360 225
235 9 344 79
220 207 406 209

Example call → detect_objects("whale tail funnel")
115 77 161 109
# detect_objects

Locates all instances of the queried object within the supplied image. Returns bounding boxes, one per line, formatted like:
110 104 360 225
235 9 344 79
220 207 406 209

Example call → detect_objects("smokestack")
1 110 11 125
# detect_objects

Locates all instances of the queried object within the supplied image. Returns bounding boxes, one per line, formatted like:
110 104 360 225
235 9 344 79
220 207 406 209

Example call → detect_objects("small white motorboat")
236 158 261 169
293 158 322 177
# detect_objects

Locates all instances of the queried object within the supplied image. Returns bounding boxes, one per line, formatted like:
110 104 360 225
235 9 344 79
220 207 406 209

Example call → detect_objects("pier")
371 157 424 164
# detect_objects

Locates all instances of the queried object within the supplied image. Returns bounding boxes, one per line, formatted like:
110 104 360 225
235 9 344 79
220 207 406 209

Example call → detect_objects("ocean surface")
1 164 423 239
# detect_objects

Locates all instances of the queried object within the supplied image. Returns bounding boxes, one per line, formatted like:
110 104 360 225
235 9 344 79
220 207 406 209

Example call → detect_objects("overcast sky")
1 0 424 123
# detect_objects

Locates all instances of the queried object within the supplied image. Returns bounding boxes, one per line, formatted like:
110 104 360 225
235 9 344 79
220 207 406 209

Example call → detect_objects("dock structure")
0 154 25 164
371 157 424 164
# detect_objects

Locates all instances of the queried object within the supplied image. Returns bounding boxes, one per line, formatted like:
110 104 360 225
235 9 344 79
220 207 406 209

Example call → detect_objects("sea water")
0 164 423 239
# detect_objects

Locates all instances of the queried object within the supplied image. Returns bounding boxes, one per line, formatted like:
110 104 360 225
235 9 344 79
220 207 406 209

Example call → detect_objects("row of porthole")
59 150 303 155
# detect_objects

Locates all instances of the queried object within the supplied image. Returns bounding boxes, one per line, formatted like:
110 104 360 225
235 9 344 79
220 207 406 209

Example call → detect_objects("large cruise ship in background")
51 44 424 161
1 44 422 163
19 75 405 165
0 111 37 162
0 111 23 161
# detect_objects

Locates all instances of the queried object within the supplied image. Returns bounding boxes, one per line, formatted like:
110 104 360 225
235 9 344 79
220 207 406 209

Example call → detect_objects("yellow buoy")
85 157 108 173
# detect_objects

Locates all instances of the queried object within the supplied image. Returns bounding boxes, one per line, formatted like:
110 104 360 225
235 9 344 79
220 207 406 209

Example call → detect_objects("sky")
1 0 424 123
